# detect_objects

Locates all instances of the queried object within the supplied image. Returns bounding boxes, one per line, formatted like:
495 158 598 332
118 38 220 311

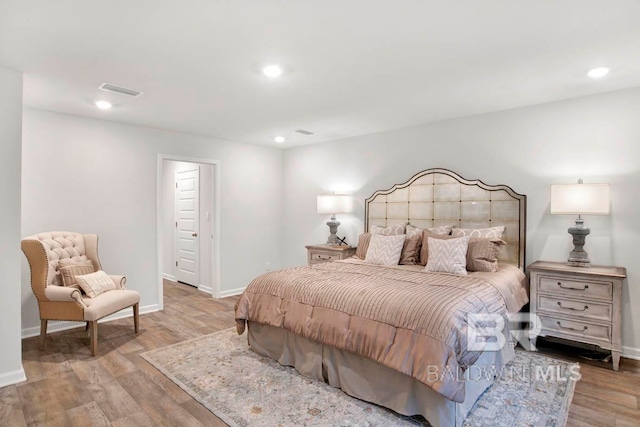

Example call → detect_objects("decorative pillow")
399 233 422 265
354 233 372 260
467 238 506 272
75 270 116 298
58 256 89 267
370 224 406 236
419 230 455 266
451 226 505 239
364 234 405 266
406 224 452 238
59 260 94 288
424 236 470 275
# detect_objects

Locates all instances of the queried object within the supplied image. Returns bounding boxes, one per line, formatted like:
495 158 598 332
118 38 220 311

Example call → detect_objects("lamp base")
568 260 591 267
567 217 590 267
326 216 341 245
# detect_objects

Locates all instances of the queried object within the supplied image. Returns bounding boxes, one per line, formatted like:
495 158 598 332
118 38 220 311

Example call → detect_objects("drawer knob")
557 302 589 311
556 321 588 332
557 281 589 291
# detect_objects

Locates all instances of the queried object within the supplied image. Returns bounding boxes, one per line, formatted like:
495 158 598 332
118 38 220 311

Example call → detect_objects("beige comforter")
235 260 527 402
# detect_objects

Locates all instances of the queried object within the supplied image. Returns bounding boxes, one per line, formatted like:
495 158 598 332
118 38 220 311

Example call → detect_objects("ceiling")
1 1 640 148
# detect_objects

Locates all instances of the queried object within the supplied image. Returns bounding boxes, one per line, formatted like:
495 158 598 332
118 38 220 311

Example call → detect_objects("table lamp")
550 180 610 267
317 194 352 245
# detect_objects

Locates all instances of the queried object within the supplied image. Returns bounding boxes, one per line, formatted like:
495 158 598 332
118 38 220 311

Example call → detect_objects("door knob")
192 232 198 237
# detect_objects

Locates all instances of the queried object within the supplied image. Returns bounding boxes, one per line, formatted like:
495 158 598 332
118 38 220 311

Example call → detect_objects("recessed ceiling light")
263 65 283 78
587 67 610 79
95 100 112 110
274 136 285 143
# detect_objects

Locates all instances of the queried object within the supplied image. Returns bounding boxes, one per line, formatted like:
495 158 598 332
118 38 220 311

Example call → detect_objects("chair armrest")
44 286 88 308
109 275 127 290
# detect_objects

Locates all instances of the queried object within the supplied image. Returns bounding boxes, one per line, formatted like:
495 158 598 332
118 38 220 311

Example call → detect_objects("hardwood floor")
4 280 238 427
536 339 640 427
2 280 639 426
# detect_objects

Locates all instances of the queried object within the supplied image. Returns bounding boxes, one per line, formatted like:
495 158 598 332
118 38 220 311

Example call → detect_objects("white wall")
21 108 283 334
0 66 26 386
161 160 215 293
283 87 640 358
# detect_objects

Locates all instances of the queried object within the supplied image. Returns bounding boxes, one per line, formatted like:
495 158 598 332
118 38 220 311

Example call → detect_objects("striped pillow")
59 260 94 289
354 233 372 260
75 270 116 298
364 234 405 266
424 236 470 275
399 233 422 265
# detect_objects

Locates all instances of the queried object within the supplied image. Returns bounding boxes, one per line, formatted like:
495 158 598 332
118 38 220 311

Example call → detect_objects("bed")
235 168 528 427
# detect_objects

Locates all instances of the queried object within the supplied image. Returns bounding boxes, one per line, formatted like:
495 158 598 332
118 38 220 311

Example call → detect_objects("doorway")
157 155 220 306
175 166 200 286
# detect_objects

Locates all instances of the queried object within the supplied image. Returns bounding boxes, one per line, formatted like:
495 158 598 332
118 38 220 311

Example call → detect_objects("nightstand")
305 244 356 266
528 260 627 370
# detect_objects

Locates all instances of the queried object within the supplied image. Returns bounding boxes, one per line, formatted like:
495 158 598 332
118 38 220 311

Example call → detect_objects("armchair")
22 231 140 356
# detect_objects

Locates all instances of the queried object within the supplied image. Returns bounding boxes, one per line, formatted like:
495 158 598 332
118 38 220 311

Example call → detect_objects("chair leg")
90 321 98 356
133 303 139 333
85 321 90 331
40 319 48 350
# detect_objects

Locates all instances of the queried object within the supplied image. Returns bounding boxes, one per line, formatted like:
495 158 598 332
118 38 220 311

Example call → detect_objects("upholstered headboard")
364 168 526 268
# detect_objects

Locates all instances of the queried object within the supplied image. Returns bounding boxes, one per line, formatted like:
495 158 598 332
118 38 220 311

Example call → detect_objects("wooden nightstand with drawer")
305 244 356 266
528 260 627 370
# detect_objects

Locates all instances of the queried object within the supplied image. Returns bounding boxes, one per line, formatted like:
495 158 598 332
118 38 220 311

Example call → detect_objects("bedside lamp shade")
317 194 352 245
550 183 610 215
317 195 353 215
550 180 610 267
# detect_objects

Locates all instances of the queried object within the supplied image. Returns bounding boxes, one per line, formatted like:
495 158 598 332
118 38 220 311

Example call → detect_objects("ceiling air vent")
295 129 314 135
98 82 144 97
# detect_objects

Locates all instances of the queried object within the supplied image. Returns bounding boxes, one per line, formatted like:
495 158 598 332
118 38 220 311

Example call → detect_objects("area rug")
140 328 578 427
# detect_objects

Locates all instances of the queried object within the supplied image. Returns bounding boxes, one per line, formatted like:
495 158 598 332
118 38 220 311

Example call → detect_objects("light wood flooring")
1 280 639 426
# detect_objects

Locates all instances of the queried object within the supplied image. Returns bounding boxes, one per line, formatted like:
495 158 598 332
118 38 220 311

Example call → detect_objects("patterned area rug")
140 328 578 427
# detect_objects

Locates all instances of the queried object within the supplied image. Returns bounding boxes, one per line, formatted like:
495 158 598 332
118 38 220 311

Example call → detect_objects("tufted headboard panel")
364 168 527 268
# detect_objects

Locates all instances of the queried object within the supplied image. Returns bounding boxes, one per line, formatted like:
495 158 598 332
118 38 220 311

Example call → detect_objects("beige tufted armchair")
21 232 140 356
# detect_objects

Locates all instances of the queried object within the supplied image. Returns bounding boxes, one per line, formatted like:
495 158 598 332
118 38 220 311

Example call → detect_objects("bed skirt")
247 321 515 427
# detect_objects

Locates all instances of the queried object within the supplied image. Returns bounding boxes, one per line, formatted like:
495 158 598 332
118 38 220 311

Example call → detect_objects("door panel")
175 167 200 286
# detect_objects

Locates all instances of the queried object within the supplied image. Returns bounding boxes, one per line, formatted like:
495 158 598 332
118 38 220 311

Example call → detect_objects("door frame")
157 154 221 307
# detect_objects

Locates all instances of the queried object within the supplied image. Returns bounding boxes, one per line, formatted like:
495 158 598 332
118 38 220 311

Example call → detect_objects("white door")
175 167 200 286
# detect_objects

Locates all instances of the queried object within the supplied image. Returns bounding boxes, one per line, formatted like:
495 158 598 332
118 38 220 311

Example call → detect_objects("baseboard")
162 273 177 281
198 285 213 295
0 367 27 388
21 303 161 339
622 345 640 361
219 286 245 298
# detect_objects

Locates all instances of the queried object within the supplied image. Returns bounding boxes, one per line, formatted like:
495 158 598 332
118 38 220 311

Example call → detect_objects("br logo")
466 312 542 351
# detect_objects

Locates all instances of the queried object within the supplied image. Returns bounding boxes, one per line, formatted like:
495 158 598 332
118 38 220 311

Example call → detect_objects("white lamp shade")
550 183 610 215
317 195 353 214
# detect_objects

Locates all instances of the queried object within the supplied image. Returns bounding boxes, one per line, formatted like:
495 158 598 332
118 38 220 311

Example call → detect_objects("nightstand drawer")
538 275 613 300
310 253 336 264
539 315 611 342
306 244 356 266
538 295 612 322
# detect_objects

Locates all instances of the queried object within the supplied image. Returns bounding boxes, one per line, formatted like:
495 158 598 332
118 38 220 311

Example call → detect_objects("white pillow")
424 236 470 275
75 270 116 298
364 234 406 266
451 226 505 239
370 224 406 236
